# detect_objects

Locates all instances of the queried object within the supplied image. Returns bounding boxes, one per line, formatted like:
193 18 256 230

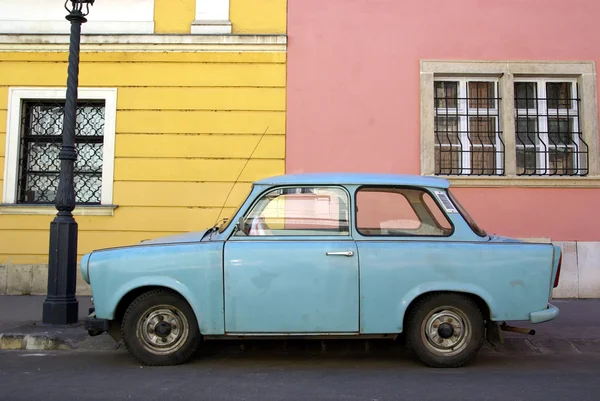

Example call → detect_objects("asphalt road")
1 349 599 401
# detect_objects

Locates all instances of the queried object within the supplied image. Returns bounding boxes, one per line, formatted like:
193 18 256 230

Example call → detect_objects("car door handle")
326 251 354 257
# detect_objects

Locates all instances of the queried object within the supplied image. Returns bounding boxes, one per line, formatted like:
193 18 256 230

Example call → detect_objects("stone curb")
0 323 118 352
0 333 72 350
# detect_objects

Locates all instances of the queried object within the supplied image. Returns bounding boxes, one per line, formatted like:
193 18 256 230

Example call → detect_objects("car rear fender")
398 282 496 331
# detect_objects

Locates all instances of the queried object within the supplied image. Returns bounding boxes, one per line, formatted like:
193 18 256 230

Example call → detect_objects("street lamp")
42 0 95 325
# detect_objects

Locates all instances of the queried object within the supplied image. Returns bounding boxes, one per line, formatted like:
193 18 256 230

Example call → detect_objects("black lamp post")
42 0 94 325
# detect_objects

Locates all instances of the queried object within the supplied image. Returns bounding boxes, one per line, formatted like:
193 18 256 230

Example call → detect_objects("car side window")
356 187 453 237
237 186 350 236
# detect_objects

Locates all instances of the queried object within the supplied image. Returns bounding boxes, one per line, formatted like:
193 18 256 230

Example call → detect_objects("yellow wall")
154 0 196 33
0 51 286 264
154 0 287 34
230 0 287 34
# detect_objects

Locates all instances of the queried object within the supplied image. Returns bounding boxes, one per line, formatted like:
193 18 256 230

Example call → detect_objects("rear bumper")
530 303 560 324
84 308 109 336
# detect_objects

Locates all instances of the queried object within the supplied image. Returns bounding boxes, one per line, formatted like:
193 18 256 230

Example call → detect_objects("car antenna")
212 125 270 228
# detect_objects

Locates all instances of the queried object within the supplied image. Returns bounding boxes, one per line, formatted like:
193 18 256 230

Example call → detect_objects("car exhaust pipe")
500 322 536 335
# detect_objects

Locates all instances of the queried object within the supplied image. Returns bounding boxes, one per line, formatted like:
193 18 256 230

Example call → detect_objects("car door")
223 185 359 334
354 185 460 334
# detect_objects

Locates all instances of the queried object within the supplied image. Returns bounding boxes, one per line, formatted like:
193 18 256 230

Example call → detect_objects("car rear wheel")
121 289 201 366
405 293 485 368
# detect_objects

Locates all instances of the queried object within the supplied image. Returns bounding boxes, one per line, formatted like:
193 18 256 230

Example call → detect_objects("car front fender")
96 276 205 331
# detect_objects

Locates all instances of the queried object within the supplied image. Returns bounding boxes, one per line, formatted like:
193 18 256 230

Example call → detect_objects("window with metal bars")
434 79 505 176
514 79 588 176
16 99 105 204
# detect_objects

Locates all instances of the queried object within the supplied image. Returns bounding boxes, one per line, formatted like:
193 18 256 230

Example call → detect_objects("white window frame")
420 60 600 186
2 87 117 207
433 77 502 175
514 77 583 175
191 0 232 34
0 0 155 35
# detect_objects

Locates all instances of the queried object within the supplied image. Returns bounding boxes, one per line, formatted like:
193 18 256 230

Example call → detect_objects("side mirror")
237 216 247 235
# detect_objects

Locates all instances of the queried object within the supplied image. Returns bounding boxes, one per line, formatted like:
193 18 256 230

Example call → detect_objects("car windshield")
446 190 487 238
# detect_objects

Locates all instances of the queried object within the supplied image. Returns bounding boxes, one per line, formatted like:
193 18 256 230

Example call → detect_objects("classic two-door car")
82 173 561 368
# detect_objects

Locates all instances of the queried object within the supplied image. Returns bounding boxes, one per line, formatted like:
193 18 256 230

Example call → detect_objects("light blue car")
82 173 562 368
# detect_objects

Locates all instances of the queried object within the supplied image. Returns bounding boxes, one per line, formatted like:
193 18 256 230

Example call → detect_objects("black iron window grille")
434 80 505 176
515 81 588 176
16 99 105 204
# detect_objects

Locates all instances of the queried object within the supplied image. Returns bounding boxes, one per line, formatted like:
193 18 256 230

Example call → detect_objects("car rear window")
447 190 487 238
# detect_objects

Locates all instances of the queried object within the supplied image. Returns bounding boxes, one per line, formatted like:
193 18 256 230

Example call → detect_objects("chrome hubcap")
136 305 189 355
421 307 471 356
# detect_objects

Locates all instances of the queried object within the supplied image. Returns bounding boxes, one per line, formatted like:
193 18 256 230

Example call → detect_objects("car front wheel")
121 289 201 366
405 293 485 368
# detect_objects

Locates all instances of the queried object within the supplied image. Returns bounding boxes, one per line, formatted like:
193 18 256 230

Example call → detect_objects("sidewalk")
1 296 599 355
0 295 117 351
0 295 93 331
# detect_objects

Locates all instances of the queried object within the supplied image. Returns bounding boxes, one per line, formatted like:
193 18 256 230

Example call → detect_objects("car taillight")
554 251 562 288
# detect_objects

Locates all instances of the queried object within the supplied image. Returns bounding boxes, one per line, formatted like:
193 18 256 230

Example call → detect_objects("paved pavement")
0 350 599 401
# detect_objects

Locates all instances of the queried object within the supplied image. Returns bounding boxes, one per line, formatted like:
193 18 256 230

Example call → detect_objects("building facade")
0 0 287 295
2 0 599 299
286 0 600 297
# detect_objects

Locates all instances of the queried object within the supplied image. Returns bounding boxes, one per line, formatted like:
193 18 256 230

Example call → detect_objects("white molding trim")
192 0 232 34
0 34 287 53
2 87 117 206
0 21 154 35
0 0 155 35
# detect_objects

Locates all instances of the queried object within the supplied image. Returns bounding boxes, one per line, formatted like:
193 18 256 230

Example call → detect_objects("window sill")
437 176 600 188
190 19 232 34
0 204 118 216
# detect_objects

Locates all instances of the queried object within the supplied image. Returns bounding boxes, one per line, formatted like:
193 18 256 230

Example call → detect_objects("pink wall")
286 0 600 241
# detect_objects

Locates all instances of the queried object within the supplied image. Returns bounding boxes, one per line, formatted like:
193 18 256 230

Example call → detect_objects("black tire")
121 289 202 366
405 292 485 368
